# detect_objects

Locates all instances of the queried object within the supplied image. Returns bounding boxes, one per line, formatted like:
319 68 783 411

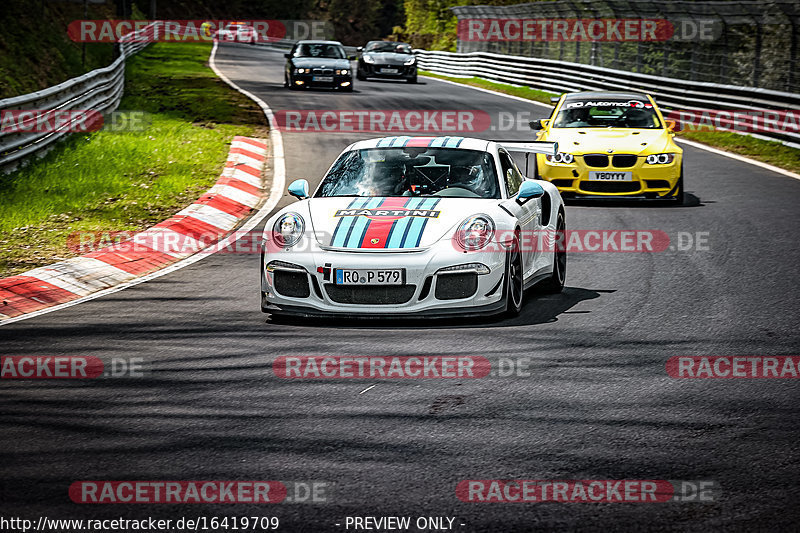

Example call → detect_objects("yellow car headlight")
546 152 574 164
645 153 676 165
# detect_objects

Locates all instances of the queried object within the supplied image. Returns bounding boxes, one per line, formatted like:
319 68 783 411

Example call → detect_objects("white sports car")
260 136 566 318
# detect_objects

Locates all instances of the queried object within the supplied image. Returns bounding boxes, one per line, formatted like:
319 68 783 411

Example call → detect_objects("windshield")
316 147 500 199
553 99 662 129
365 42 412 54
294 43 346 59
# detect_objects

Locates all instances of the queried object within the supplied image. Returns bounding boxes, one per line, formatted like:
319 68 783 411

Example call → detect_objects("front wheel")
504 234 524 316
539 210 566 293
672 165 685 205
407 76 417 84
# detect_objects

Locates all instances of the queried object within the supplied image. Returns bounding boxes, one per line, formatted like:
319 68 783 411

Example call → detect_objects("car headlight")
272 212 304 248
437 263 490 275
645 153 676 165
545 152 574 164
404 57 416 65
335 69 349 75
455 215 495 251
295 68 308 74
363 55 375 64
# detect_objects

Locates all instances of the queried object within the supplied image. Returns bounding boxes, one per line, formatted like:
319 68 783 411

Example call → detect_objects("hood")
363 52 413 65
291 57 351 69
308 197 495 250
547 128 672 155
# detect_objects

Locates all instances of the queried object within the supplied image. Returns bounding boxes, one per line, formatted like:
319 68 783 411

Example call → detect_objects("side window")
499 150 523 197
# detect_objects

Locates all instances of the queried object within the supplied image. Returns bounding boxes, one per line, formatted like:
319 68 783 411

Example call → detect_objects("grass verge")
420 70 800 175
0 42 267 278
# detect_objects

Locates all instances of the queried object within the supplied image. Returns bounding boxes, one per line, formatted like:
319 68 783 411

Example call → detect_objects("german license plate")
588 171 633 181
335 269 404 285
313 76 333 82
380 68 398 74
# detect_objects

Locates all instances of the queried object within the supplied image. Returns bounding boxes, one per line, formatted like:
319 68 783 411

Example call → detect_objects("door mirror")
550 96 561 104
529 119 549 130
284 53 291 58
357 46 363 52
665 119 680 132
518 180 545 199
348 55 357 61
287 179 309 199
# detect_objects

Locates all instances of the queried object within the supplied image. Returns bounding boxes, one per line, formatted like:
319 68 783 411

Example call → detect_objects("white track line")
422 75 553 109
423 73 800 181
0 41 286 326
674 138 800 181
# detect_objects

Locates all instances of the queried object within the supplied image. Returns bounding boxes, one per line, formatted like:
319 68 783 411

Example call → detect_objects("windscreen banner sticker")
565 100 652 109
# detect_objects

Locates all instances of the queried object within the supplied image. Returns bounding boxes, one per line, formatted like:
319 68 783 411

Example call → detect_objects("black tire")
539 210 566 293
356 70 366 81
504 233 524 316
672 164 685 205
288 75 299 90
407 76 418 84
260 250 269 313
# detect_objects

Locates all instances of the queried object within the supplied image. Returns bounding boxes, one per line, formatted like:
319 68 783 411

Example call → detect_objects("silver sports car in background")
356 41 417 83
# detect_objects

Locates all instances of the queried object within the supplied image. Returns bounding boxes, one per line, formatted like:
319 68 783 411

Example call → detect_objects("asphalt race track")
1 43 799 531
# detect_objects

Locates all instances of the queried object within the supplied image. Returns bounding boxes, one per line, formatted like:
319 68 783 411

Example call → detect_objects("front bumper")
291 73 353 89
359 63 417 79
261 247 507 317
538 153 682 199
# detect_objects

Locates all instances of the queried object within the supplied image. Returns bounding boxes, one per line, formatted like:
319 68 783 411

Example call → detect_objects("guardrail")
0 23 159 173
415 49 800 148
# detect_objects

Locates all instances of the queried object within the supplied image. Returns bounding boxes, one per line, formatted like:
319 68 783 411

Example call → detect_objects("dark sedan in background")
284 40 354 91
356 41 417 83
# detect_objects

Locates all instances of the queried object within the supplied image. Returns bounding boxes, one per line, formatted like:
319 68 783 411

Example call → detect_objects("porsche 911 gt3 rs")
260 136 566 318
531 91 684 203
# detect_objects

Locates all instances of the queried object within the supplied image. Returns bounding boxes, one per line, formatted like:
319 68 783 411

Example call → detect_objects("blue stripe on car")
344 197 383 247
331 197 369 247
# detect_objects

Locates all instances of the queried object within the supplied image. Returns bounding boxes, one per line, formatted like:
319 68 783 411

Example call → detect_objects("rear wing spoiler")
496 140 559 178
498 141 558 156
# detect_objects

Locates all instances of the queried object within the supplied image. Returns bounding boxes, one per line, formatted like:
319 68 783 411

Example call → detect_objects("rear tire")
539 210 566 293
407 76 418 84
504 233 524 316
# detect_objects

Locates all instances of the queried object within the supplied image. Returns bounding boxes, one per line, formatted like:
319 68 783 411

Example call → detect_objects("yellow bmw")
531 91 684 203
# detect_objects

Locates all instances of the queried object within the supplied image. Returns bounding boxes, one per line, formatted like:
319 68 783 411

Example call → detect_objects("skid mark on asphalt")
428 395 467 415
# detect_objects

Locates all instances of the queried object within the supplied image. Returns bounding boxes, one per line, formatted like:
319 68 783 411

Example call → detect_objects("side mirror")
518 180 545 200
550 96 561 104
287 179 309 199
665 119 680 132
528 119 549 130
284 53 291 58
348 55 357 61
357 46 363 52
